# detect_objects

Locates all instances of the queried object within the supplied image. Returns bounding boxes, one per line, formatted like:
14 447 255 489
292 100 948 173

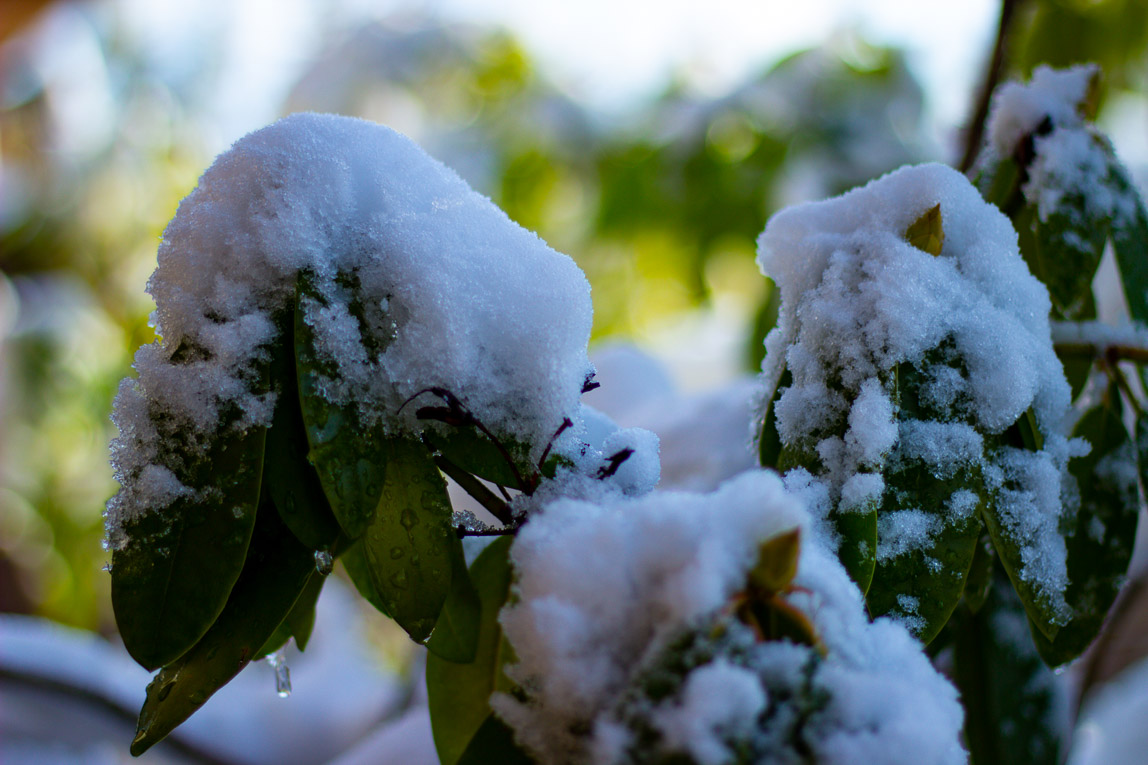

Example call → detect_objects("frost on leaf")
756 163 1076 642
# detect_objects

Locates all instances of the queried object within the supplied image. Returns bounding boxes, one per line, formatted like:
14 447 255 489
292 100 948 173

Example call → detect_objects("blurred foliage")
1010 0 1148 95
1 1 1145 638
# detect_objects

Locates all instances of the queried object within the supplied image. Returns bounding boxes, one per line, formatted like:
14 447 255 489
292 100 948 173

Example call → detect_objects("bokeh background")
1 0 1146 687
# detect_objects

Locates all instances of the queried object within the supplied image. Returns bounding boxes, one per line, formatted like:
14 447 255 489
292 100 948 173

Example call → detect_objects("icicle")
265 647 292 697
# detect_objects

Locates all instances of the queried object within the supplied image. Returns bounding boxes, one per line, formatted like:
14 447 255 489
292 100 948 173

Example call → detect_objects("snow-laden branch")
1051 320 1148 364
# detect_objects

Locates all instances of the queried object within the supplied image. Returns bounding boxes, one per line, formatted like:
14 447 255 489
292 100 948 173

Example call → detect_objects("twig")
433 455 515 526
958 0 1028 173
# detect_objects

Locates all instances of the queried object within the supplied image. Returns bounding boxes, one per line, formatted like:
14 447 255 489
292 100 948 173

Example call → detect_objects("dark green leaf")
296 272 390 538
264 308 341 550
284 567 325 651
339 539 390 617
363 438 455 643
953 563 1064 765
424 427 526 490
1109 158 1148 324
962 532 995 615
866 359 983 643
1029 394 1139 666
757 366 789 470
425 538 482 663
113 371 269 671
130 493 319 756
427 536 515 765
456 713 534 765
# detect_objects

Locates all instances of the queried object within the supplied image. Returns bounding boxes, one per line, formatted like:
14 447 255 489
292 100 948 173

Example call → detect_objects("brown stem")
958 0 1028 173
433 455 515 526
1055 342 1148 365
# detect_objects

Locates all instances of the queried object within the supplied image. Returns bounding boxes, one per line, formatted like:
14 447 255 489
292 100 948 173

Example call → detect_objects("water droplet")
389 546 405 560
266 648 292 698
157 682 174 702
389 571 408 590
399 508 418 530
314 550 334 576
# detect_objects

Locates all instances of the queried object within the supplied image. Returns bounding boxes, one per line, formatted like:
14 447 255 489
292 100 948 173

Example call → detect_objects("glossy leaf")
1028 394 1139 666
130 493 319 756
363 438 455 643
112 362 270 671
905 203 944 256
264 308 341 550
424 537 482 663
340 539 390 617
296 273 389 538
456 713 534 765
427 536 515 765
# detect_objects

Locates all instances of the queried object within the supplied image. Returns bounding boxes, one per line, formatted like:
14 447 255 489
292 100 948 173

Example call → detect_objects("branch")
958 0 1028 173
1051 320 1148 364
433 455 515 526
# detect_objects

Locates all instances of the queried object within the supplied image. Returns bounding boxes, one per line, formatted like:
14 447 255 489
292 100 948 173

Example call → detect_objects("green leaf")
424 427 527 490
295 274 390 538
1029 394 1139 666
905 203 944 256
757 366 789 470
425 537 482 663
748 528 801 593
363 438 455 643
340 539 390 617
284 566 326 651
865 359 983 643
953 563 1064 765
264 309 341 550
427 536 515 765
456 713 534 765
961 532 995 615
1109 158 1148 324
112 366 269 671
130 492 320 756
1027 205 1108 319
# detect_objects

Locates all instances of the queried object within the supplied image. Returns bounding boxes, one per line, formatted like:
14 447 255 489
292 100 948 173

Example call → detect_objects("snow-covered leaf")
130 493 319 756
427 536 515 765
362 438 455 643
112 363 269 672
295 274 389 539
1029 394 1139 666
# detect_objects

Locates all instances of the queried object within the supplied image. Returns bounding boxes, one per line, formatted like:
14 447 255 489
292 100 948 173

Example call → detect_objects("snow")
987 65 1096 159
495 470 966 764
756 162 1074 618
106 112 596 544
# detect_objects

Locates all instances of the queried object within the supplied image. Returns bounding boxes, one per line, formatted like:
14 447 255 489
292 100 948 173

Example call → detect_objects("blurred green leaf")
456 713 535 765
1108 158 1148 324
954 563 1064 765
424 427 526 490
363 438 455 643
427 536 515 765
130 492 319 756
